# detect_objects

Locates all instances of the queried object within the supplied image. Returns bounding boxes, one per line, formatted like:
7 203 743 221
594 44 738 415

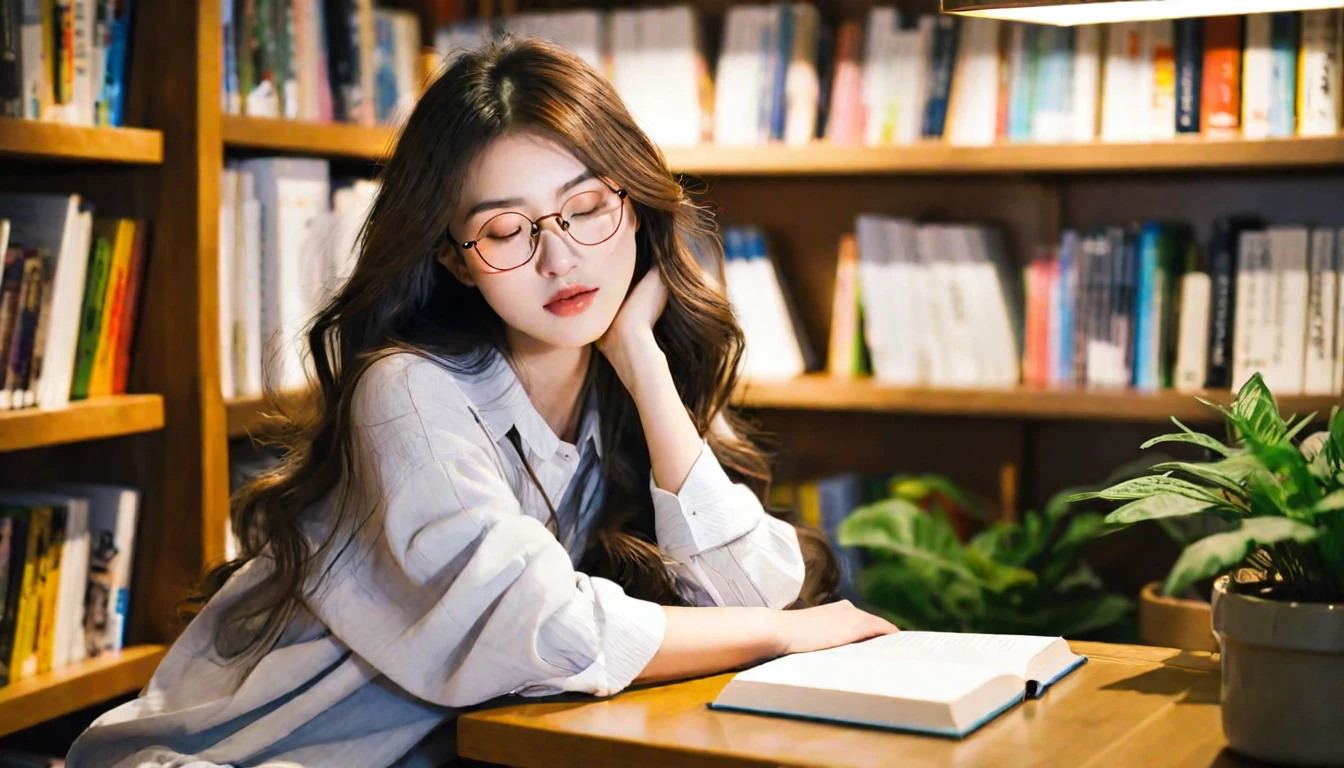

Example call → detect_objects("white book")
712 7 754 146
1242 14 1274 140
1176 271 1211 392
1335 228 1344 394
1149 21 1177 141
71 0 94 125
0 219 8 254
21 0 45 119
879 218 922 385
51 494 88 669
1232 231 1267 391
49 483 138 656
968 226 1022 388
1305 229 1339 395
1071 24 1101 143
1299 10 1343 137
711 632 1086 738
1266 227 1310 395
0 193 85 411
783 4 820 147
237 193 264 397
921 226 980 387
220 168 238 400
854 216 895 383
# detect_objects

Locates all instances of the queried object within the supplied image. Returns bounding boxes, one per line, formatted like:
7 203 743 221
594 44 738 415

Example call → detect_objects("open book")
709 632 1087 738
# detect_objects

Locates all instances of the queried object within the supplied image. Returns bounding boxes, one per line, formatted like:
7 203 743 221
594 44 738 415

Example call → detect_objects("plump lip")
544 285 598 316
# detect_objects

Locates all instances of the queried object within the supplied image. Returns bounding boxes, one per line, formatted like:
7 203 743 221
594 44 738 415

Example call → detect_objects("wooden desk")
458 642 1249 768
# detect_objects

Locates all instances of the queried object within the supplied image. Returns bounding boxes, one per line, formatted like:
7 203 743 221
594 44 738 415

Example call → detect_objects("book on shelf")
0 484 139 687
0 0 136 126
220 0 421 125
423 6 1341 150
0 196 147 411
709 631 1086 738
721 225 814 383
219 158 377 400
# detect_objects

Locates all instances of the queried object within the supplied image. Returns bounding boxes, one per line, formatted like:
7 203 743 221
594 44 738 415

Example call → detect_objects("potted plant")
1069 374 1344 766
836 478 1132 639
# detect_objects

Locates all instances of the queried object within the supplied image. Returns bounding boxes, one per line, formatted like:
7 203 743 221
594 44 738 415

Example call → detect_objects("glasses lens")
474 212 535 270
562 190 624 246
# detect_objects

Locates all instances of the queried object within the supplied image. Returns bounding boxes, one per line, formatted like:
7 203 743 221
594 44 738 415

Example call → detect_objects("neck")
505 330 591 444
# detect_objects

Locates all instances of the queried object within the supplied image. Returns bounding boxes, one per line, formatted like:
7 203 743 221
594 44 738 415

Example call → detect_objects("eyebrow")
462 169 598 222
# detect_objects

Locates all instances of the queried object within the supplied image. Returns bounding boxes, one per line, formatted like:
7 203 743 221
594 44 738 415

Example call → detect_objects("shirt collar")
449 349 603 461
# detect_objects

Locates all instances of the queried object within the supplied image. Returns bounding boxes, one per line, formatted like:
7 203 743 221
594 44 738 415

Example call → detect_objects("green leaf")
1315 490 1344 514
1103 494 1221 527
1141 418 1232 457
1164 517 1321 595
962 547 1039 592
1283 412 1319 443
1148 460 1251 502
1231 373 1288 445
1069 474 1227 505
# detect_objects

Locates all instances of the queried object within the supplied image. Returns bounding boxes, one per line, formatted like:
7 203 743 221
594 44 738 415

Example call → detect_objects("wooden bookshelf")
221 115 398 160
225 390 314 438
218 116 1344 175
0 644 167 738
735 375 1343 423
0 395 166 452
0 118 164 164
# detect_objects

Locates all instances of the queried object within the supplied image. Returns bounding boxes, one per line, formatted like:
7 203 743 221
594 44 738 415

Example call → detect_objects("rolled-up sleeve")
649 441 805 610
306 358 666 709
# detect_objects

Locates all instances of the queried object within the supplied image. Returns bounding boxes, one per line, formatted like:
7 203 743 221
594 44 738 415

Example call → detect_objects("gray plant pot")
1211 575 1344 766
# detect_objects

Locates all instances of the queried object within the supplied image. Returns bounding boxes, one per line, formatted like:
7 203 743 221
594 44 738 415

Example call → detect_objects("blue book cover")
1269 13 1299 137
922 17 960 139
1174 18 1203 134
1055 230 1078 386
816 473 864 602
769 4 793 141
1134 223 1161 390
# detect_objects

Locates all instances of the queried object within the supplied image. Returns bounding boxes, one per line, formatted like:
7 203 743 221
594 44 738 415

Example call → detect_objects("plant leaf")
1163 517 1320 595
1283 412 1319 443
1148 460 1251 503
1141 418 1232 457
1069 474 1227 505
1315 490 1344 514
1231 373 1288 445
1103 494 1222 527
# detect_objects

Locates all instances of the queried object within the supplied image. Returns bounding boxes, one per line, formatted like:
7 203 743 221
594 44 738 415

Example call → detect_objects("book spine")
110 220 144 393
0 507 29 685
1298 10 1341 136
768 3 791 142
87 222 129 397
101 0 129 126
1135 224 1158 390
0 0 22 116
0 248 23 406
1269 12 1299 137
1201 15 1243 137
33 504 64 674
6 252 43 407
1304 228 1337 394
1205 217 1261 388
70 232 110 400
8 505 47 681
22 249 54 407
1242 13 1273 139
921 16 957 139
1174 17 1203 134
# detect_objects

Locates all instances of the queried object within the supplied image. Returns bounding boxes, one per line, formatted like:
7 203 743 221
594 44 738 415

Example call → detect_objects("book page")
804 631 1064 679
731 654 1008 705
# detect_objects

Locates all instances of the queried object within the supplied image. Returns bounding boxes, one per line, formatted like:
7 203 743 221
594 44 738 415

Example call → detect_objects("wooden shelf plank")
225 390 313 438
734 375 1343 423
0 118 164 164
0 395 166 452
221 115 397 159
220 118 1344 174
663 136 1344 175
0 645 166 738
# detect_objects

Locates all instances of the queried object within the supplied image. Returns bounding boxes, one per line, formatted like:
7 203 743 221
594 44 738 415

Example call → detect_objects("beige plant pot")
1212 575 1344 766
1138 581 1218 652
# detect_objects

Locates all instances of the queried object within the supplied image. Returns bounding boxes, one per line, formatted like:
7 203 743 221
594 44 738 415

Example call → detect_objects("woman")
67 36 896 767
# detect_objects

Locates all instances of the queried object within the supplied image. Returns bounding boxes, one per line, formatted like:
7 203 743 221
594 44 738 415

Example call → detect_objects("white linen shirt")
66 351 804 768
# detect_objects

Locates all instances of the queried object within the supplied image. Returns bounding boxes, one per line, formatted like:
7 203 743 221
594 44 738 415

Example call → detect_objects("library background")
1 0 1343 763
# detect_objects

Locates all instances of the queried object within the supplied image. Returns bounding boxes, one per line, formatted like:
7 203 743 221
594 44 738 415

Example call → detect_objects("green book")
69 233 112 400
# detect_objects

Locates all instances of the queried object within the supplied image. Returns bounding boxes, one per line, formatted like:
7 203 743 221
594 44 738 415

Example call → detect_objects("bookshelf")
0 645 168 738
222 115 398 160
225 390 313 438
0 395 166 452
0 118 165 165
217 115 1344 175
736 375 1342 423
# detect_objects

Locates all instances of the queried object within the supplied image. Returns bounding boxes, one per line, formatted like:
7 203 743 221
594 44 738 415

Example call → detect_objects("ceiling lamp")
942 0 1344 26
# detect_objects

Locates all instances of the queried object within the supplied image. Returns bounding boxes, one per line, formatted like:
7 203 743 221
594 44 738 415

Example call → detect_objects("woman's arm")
599 269 806 609
636 601 898 685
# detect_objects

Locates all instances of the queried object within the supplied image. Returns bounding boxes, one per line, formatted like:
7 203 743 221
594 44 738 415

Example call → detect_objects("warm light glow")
945 0 1344 26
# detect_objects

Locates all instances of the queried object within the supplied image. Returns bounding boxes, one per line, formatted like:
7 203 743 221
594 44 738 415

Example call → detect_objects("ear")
438 246 476 287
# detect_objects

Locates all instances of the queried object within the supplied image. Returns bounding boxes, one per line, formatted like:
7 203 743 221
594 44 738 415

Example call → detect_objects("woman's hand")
597 267 668 386
770 600 899 656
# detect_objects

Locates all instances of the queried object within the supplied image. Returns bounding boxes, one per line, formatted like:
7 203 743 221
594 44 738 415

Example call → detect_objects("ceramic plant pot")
1211 575 1344 766
1138 581 1218 652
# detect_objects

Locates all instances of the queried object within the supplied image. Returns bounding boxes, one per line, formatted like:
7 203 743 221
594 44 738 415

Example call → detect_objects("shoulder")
350 353 494 459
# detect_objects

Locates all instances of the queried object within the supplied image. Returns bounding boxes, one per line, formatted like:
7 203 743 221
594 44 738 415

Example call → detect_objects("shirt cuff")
534 578 666 698
650 441 765 560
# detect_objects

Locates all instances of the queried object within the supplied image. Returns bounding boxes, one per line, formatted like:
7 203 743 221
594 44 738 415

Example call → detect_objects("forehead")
460 131 590 205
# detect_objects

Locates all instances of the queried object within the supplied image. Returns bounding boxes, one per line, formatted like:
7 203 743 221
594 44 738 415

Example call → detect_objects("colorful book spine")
1269 13 1300 137
1201 15 1243 137
70 227 112 400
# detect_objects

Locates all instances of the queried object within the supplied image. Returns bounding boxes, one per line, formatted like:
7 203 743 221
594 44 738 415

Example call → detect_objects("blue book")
769 4 793 141
710 632 1088 738
815 474 864 602
1269 13 1300 137
1054 230 1078 386
921 17 960 139
1134 223 1161 390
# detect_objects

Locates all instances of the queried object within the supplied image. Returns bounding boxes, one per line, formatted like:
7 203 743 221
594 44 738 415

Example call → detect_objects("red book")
1201 16 1244 136
111 222 147 394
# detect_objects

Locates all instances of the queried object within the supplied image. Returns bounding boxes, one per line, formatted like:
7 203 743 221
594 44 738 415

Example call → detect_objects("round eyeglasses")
455 186 629 272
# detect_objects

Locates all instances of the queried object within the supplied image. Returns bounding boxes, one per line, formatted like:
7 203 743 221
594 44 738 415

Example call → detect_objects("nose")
534 216 577 278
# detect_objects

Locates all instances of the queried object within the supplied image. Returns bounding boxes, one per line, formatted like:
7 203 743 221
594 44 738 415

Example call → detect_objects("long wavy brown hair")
195 35 838 660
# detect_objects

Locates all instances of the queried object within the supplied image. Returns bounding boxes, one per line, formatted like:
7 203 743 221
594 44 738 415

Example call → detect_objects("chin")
525 311 614 349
